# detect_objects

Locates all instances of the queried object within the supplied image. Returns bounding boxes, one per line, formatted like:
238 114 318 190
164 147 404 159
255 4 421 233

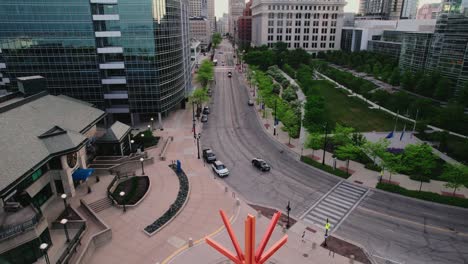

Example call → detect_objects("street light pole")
322 122 328 165
196 133 201 159
120 191 126 212
150 117 154 131
60 218 70 242
192 102 196 138
273 99 277 136
39 243 50 264
286 201 291 229
140 157 145 175
61 193 67 211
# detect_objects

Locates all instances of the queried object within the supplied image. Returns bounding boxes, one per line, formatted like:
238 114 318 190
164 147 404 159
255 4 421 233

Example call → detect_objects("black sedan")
252 158 271 171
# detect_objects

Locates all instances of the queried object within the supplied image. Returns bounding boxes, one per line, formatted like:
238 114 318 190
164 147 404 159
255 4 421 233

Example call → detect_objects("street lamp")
196 133 201 159
39 243 50 264
147 124 151 131
119 191 126 212
322 122 328 166
150 117 154 131
140 157 145 175
60 193 67 211
192 102 196 138
286 201 291 229
130 139 135 153
60 218 70 242
273 99 277 136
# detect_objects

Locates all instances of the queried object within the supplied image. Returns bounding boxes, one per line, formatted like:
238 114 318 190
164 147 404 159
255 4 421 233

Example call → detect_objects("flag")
400 124 406 141
385 131 394 139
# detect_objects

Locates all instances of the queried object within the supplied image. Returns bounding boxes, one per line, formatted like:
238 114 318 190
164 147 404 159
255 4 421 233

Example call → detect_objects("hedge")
376 183 468 208
301 156 349 179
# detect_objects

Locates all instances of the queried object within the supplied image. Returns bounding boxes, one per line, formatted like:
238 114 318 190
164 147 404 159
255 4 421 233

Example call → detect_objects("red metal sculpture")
206 210 288 264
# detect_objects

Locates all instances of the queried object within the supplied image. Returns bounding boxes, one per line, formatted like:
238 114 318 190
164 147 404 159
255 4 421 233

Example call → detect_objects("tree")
363 138 390 163
305 133 324 157
389 67 401 86
272 83 281 94
380 152 401 183
335 144 360 176
196 60 214 87
440 164 468 196
189 88 210 118
303 95 325 133
282 87 297 102
281 110 300 144
212 33 222 50
332 124 355 146
433 77 452 101
401 143 437 191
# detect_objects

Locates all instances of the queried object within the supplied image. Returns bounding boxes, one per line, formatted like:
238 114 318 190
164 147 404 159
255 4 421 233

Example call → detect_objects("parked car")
212 161 229 177
227 72 232 78
203 106 210 114
201 114 208 122
252 158 271 171
248 99 254 106
202 148 217 163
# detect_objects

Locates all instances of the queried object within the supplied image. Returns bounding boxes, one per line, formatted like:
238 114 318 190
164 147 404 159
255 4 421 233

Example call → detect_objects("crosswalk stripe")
318 201 348 214
322 197 353 209
314 205 346 219
341 182 367 192
306 211 339 223
325 195 355 207
335 187 363 197
338 183 367 194
332 190 360 201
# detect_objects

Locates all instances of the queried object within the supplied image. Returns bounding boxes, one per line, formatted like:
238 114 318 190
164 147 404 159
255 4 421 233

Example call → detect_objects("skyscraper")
0 0 191 125
229 0 246 41
358 0 419 20
208 0 216 31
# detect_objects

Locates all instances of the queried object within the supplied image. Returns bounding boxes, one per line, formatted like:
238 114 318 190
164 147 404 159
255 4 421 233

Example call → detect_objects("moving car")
227 71 232 78
201 114 208 123
212 161 229 177
203 106 210 114
248 99 254 106
202 148 217 163
252 158 271 171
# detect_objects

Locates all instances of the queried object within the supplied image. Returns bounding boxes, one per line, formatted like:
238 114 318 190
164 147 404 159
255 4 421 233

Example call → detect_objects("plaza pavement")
239 68 468 198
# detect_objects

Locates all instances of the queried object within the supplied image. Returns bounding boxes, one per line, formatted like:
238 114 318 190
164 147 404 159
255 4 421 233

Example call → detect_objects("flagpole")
412 109 419 135
393 110 399 132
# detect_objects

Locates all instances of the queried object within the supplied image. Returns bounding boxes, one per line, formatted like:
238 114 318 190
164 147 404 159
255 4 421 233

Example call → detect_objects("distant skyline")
215 0 442 18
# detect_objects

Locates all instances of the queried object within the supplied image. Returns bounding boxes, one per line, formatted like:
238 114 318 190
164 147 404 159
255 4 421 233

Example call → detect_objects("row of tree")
320 50 468 106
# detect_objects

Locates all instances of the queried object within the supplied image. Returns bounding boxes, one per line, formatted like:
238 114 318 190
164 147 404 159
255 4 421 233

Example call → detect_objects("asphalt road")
202 40 468 264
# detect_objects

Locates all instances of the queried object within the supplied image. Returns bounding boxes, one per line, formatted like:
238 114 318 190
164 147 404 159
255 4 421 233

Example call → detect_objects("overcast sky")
215 0 442 18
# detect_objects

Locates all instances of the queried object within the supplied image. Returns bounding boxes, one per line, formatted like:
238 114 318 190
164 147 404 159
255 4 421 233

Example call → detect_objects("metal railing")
0 211 43 241
56 222 86 264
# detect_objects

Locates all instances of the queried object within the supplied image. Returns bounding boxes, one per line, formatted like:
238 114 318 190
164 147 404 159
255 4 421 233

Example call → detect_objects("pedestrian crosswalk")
301 181 368 232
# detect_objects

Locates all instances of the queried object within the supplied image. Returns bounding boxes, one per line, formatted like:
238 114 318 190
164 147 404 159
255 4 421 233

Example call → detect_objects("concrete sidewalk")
85 104 236 264
240 68 468 197
166 199 364 264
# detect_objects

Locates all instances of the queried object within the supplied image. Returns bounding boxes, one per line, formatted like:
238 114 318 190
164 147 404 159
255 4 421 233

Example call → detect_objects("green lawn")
312 80 411 132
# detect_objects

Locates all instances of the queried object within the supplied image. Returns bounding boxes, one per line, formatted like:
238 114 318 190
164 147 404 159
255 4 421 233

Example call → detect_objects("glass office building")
0 0 191 124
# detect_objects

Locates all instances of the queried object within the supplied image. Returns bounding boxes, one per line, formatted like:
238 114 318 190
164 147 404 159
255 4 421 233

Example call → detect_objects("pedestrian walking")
301 231 305 243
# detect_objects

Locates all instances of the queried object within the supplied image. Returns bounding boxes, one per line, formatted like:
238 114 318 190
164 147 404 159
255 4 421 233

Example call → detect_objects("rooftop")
0 93 105 193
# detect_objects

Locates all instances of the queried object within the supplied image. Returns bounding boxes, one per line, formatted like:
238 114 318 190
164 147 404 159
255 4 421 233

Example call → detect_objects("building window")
323 14 329 19
286 21 292 26
312 43 317 48
314 13 319 19
320 43 326 48
277 20 283 26
329 43 335 48
304 28 310 34
268 5 271 10
332 13 338 19
295 13 302 19
331 21 337 27
268 28 274 34
303 35 309 41
277 35 283 41
278 13 284 19
277 28 283 34
288 43 291 48
313 28 318 34
312 35 318 41
32 183 53 209
268 21 274 26
322 28 328 34
305 13 311 19
268 35 274 41
331 28 336 34
295 28 300 34
322 21 328 27
268 13 275 19
313 21 319 26
295 21 301 26
286 28 292 34
287 13 293 19
286 35 291 41
330 36 335 41
294 43 300 48
303 43 309 48
305 21 310 26
295 35 300 41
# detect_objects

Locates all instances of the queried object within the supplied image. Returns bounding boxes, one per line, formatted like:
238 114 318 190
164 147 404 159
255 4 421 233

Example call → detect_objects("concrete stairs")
88 197 112 213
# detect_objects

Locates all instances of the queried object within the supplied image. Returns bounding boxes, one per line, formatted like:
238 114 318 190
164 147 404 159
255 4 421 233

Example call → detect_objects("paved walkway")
167 199 363 264
240 69 468 198
84 105 236 264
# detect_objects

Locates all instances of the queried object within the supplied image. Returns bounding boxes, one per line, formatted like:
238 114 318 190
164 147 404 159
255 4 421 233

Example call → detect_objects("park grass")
310 80 411 132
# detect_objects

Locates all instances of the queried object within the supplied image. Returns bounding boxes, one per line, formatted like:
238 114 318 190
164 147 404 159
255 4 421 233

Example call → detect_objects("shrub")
272 83 281 94
365 163 382 172
281 79 290 88
377 183 468 208
301 156 349 179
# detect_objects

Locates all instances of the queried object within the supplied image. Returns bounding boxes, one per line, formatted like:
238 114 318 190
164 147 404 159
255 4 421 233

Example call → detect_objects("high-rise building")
208 0 216 31
425 0 468 91
417 3 441 19
229 0 246 41
190 17 212 50
358 0 419 20
189 0 208 17
0 0 191 125
251 0 346 53
217 13 229 35
238 1 253 48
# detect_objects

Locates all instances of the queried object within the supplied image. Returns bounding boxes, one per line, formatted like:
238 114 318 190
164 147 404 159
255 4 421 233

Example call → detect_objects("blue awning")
72 168 95 181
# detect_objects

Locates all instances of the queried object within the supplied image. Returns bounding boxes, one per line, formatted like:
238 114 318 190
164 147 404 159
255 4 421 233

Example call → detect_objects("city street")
202 39 468 264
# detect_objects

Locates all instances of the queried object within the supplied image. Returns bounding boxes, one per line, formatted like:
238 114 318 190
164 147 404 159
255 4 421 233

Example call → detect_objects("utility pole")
322 122 328 165
196 133 201 159
192 102 196 138
286 201 291 229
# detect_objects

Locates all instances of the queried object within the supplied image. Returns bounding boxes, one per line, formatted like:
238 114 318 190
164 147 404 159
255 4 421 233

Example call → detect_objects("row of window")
268 20 337 27
268 28 337 34
268 4 340 11
268 13 339 19
267 42 335 49
268 35 336 42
